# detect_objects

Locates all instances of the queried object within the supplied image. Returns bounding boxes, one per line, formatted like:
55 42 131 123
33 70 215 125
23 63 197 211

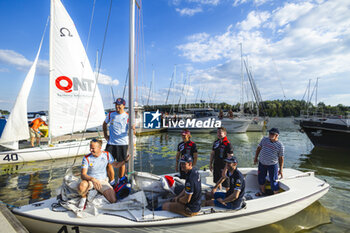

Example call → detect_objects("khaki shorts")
88 178 113 193
167 202 199 217
29 127 41 138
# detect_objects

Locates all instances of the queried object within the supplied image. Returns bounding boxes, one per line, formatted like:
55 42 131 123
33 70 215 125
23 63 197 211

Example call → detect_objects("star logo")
143 110 161 129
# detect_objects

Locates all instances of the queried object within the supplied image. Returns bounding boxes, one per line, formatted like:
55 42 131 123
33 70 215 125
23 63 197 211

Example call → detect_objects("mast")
240 43 244 113
128 0 135 174
48 0 54 145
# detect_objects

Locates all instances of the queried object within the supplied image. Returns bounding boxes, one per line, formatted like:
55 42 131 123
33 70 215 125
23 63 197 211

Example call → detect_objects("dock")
0 204 28 233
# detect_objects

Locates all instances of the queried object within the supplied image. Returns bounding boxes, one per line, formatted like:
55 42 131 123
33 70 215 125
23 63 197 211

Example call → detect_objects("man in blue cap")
205 156 245 210
254 128 284 196
103 97 130 186
162 154 201 217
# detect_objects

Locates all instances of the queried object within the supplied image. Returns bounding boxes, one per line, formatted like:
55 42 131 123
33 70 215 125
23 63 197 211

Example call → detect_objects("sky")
0 0 349 112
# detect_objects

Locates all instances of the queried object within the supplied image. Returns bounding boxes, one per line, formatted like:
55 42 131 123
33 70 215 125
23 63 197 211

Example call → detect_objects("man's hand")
91 178 101 190
211 187 217 195
217 198 226 206
278 169 283 179
253 157 258 165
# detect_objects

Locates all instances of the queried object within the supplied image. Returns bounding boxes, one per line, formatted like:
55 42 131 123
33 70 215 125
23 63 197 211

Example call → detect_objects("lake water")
0 117 349 232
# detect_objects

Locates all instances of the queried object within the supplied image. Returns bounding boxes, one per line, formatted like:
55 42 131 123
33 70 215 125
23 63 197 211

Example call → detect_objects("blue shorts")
213 192 242 209
258 162 279 191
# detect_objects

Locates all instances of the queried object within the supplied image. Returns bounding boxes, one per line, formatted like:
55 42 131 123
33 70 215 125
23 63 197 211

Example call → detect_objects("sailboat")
0 0 105 164
12 1 329 232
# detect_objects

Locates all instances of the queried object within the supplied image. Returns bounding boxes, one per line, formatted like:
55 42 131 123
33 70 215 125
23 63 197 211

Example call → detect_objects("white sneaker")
78 197 86 210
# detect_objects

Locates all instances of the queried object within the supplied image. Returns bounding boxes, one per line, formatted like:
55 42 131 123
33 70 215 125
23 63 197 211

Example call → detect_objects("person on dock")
77 139 128 209
29 116 47 147
205 156 245 210
103 97 134 186
209 127 234 191
175 129 198 179
162 155 201 217
254 127 284 196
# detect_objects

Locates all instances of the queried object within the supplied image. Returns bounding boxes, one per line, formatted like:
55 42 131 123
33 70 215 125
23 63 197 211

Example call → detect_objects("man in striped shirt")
254 128 284 196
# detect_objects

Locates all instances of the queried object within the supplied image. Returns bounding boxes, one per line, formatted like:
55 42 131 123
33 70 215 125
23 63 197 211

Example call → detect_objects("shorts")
258 162 279 191
213 192 243 209
167 202 199 217
88 178 112 193
213 164 229 188
105 144 128 162
29 127 41 138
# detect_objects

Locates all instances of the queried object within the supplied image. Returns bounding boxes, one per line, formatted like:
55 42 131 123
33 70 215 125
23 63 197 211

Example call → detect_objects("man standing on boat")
29 116 47 147
254 128 284 196
175 129 198 179
103 97 130 185
162 155 201 217
205 156 245 209
209 127 234 190
78 139 128 208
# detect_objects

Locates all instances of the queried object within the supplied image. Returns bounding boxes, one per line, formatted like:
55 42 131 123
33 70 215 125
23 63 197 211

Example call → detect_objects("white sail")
49 0 105 138
0 40 44 150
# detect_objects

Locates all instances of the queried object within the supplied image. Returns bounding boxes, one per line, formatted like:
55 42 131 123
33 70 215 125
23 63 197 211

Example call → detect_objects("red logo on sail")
55 76 72 93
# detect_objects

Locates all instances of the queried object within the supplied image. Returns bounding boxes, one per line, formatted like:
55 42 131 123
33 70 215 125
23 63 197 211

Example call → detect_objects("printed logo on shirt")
143 110 161 129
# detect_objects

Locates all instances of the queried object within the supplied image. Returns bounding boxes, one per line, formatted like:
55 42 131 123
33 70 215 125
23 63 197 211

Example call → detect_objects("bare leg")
118 164 125 178
30 137 35 147
103 188 117 203
78 180 89 198
204 200 215 206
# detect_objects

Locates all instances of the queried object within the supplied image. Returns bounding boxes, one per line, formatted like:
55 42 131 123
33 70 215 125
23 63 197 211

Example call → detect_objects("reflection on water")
0 118 349 232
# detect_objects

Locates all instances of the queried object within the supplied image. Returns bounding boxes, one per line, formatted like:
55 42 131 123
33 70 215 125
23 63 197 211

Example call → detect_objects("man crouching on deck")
77 139 128 209
162 154 201 217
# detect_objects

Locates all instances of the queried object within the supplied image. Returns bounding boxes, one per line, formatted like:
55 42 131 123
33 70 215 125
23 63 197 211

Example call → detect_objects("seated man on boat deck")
162 155 201 217
77 139 128 209
29 116 47 147
205 156 245 210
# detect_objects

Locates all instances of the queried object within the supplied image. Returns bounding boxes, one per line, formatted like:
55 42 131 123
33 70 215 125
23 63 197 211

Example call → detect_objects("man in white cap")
29 116 47 147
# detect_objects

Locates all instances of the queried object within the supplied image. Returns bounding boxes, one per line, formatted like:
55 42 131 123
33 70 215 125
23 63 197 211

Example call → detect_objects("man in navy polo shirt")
205 156 245 210
175 129 198 179
254 128 284 196
162 155 201 217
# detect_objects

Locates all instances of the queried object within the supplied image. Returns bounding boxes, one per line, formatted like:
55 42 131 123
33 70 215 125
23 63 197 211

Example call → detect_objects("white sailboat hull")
220 118 251 133
13 168 329 233
0 140 106 164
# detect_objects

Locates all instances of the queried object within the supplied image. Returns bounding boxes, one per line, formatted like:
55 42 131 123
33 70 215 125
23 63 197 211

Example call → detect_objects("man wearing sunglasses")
254 128 284 196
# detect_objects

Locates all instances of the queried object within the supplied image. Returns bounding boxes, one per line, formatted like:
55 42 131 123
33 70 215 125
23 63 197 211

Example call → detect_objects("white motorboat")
0 0 106 164
12 168 329 233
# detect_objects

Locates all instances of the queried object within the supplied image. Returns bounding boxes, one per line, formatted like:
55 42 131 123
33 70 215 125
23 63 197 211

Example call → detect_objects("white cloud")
272 2 314 28
237 11 270 31
95 72 119 86
233 0 269 7
188 0 220 5
176 7 203 16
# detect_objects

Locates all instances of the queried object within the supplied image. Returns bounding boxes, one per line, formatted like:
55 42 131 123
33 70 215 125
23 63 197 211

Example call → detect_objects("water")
1 118 349 232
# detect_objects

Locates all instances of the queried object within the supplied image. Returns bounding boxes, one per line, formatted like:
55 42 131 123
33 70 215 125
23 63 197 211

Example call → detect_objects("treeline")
0 109 10 115
144 99 350 117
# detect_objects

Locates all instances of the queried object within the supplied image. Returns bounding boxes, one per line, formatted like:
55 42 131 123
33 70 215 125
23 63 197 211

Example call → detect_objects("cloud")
233 0 269 7
176 0 350 105
176 7 203 16
237 11 271 31
95 72 119 86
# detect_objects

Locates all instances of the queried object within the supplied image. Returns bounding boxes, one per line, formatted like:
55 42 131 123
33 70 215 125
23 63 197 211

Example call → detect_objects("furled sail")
49 0 105 137
0 38 44 150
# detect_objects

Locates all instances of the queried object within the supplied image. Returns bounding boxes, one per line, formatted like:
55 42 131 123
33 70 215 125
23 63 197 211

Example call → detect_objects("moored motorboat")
12 168 329 233
300 117 350 150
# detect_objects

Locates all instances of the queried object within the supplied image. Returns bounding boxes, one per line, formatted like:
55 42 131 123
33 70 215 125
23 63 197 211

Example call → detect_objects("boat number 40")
3 153 18 162
58 226 80 233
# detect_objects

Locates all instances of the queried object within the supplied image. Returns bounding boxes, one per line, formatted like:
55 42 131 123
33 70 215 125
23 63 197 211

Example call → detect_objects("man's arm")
220 189 241 204
175 151 180 172
103 121 109 141
211 175 227 194
278 156 284 178
254 146 262 164
81 168 102 190
192 152 198 167
209 150 214 172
